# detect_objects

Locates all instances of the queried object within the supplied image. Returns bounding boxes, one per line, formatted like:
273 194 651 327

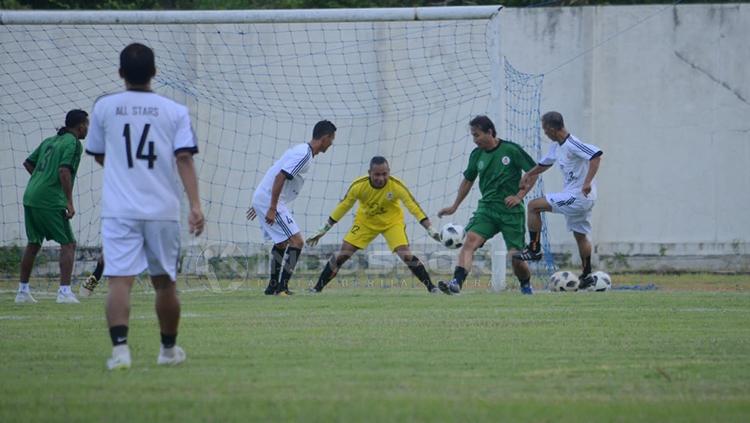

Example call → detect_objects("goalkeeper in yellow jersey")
306 156 442 293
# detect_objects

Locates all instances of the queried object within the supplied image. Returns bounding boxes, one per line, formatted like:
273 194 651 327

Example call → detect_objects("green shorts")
465 207 525 251
24 206 76 245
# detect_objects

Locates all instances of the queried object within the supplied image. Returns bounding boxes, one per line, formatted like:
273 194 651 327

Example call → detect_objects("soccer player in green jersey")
16 109 88 304
437 115 537 295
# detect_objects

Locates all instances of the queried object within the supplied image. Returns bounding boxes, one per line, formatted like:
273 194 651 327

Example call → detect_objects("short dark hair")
469 115 496 137
120 43 156 85
312 120 336 139
369 156 388 168
65 109 88 128
541 111 565 130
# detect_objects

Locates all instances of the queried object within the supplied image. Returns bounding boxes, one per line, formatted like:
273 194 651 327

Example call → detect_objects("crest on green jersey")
478 160 485 170
502 156 510 165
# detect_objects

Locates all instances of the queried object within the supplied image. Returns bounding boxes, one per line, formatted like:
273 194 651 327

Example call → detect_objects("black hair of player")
120 43 156 85
369 156 388 168
469 115 496 137
58 109 88 135
312 120 337 139
541 111 565 130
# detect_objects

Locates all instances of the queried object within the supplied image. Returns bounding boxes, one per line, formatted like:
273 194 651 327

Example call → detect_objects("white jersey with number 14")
86 90 198 221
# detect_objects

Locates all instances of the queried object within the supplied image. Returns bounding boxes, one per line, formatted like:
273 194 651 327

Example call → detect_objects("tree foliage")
1 0 735 11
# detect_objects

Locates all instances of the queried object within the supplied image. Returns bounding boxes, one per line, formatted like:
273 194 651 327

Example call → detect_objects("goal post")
0 6 552 290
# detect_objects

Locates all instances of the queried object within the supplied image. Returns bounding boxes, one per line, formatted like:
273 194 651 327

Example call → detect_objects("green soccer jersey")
463 139 536 213
23 132 83 209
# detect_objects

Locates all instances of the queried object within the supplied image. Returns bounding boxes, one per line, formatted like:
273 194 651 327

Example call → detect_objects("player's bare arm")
266 171 287 225
59 167 75 219
176 151 205 236
581 155 602 197
438 177 473 217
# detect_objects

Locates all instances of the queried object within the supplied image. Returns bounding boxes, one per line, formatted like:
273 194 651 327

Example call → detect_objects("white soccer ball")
550 270 580 292
588 271 612 292
440 223 466 249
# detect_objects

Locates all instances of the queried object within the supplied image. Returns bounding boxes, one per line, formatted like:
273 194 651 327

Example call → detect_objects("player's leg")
311 241 359 292
16 243 41 303
151 275 185 365
102 218 148 370
439 209 495 295
394 245 437 293
385 224 436 293
574 231 596 289
56 242 79 303
438 231 486 295
143 220 185 365
17 206 45 303
80 255 105 297
265 242 287 295
514 197 552 261
275 232 303 295
501 212 534 295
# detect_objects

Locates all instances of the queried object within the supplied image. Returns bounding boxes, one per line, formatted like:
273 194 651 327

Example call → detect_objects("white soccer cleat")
157 345 186 366
56 290 80 304
107 345 132 370
15 291 37 304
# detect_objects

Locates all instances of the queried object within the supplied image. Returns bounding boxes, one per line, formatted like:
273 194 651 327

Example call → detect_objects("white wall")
500 4 750 270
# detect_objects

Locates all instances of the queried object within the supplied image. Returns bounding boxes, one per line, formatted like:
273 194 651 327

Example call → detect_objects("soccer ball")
440 223 466 249
550 270 579 292
588 271 612 292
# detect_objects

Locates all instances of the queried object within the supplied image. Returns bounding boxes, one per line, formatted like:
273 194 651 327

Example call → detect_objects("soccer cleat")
275 289 294 296
264 282 278 295
107 345 132 370
520 283 534 295
15 291 37 304
56 290 80 304
307 287 322 294
157 345 186 366
438 279 461 295
513 246 543 262
429 287 441 294
79 275 99 297
578 273 596 291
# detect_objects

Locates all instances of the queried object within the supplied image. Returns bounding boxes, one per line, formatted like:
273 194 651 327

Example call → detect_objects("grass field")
1 274 749 422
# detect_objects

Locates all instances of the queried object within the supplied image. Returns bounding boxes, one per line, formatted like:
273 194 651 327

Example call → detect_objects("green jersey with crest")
463 139 535 213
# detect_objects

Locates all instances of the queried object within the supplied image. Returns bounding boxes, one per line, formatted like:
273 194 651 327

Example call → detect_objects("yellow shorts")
343 222 409 251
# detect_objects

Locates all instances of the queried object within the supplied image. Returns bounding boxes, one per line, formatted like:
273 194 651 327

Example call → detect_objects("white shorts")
102 218 181 280
251 202 300 244
545 192 595 235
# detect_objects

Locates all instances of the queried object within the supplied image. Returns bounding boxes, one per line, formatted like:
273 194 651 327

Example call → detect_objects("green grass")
1 279 750 422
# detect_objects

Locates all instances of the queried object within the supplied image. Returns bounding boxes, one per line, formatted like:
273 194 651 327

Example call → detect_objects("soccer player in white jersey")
514 111 603 289
86 43 205 370
247 120 336 296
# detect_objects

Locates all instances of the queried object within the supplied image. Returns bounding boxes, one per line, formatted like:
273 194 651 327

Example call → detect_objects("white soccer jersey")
252 143 313 207
86 90 198 221
539 134 602 200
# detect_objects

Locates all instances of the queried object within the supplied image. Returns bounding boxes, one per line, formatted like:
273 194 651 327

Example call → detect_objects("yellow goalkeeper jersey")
329 175 427 230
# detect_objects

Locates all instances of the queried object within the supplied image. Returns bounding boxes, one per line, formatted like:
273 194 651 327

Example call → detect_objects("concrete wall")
1 4 748 274
500 4 750 271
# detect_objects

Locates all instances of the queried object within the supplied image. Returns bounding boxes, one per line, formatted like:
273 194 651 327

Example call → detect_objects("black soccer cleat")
437 280 453 295
264 282 278 296
578 273 596 290
513 246 543 262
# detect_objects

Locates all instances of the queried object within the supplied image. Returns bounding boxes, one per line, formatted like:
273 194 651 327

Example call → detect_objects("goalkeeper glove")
426 226 441 243
306 222 332 247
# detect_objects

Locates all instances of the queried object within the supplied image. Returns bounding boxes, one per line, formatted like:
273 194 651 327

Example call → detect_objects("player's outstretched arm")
176 151 205 236
306 217 336 247
438 178 473 217
419 219 441 242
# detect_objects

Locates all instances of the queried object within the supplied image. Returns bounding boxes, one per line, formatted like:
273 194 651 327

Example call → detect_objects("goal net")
0 7 552 290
